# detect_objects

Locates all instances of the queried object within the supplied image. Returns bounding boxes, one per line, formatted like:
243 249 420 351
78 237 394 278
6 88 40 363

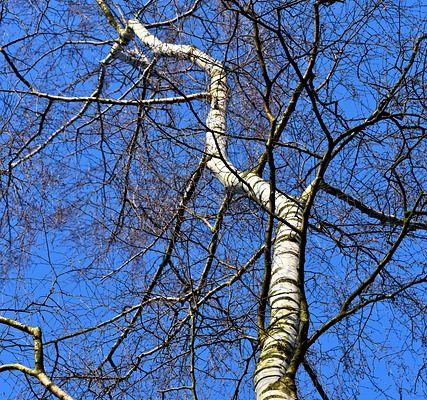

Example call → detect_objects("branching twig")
0 316 74 400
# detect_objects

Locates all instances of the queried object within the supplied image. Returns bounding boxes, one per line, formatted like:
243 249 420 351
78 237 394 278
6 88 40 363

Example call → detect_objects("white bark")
253 202 303 400
129 20 305 399
0 317 75 400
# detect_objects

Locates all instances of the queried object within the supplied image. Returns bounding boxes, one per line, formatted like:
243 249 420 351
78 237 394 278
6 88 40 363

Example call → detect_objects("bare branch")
0 316 74 400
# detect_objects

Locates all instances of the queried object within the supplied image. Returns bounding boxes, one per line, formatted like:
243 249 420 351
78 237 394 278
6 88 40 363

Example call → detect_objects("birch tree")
0 1 427 399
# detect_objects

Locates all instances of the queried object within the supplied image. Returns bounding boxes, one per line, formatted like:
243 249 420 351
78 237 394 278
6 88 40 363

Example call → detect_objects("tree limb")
0 316 74 400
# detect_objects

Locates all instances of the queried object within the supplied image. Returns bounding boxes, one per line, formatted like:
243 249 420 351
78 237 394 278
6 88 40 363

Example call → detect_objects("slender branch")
302 359 330 400
3 89 209 106
98 156 207 369
112 245 265 383
143 0 202 28
307 201 422 348
320 180 427 231
258 138 276 336
196 193 233 291
333 34 427 151
308 275 427 349
340 205 417 313
189 307 199 400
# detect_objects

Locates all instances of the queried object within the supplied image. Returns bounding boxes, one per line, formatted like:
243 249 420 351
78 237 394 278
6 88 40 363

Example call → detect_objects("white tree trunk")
129 20 305 399
253 201 303 400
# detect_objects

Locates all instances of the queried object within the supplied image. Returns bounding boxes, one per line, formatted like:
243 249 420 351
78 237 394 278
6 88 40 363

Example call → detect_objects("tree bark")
128 19 305 399
253 201 303 400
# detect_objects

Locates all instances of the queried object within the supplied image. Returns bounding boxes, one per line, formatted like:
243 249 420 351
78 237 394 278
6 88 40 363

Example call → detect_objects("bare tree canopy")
0 1 427 399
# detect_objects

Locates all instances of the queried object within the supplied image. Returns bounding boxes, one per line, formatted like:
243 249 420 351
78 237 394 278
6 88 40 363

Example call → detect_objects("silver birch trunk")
129 20 306 399
253 202 303 400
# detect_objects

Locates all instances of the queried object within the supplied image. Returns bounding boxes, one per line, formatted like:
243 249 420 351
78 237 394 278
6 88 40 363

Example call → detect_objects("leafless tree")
0 1 427 399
